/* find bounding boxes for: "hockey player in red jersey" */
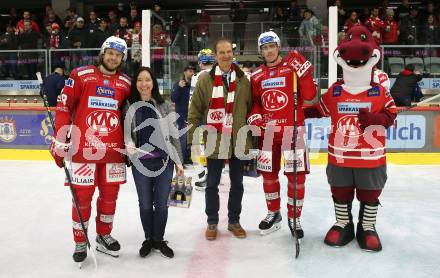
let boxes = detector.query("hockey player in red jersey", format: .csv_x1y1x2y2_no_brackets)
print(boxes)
316,26,397,251
50,36,131,263
247,31,317,237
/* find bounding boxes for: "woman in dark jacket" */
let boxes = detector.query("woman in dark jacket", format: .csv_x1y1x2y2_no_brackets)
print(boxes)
390,64,423,106
125,67,184,258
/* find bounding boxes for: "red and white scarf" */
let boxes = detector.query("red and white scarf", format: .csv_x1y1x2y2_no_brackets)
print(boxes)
207,64,237,134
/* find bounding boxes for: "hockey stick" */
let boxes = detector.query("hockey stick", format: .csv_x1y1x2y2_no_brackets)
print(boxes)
292,72,300,259
398,93,440,114
36,72,98,269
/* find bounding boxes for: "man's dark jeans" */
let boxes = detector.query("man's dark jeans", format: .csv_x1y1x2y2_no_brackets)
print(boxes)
205,156,244,225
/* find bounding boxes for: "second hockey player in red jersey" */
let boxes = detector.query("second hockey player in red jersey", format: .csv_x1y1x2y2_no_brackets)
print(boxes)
247,31,317,237
50,36,131,264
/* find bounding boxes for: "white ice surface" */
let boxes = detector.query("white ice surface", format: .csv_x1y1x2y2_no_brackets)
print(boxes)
0,161,439,278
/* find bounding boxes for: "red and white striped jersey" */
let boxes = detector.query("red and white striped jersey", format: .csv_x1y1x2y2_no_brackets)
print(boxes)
317,83,397,168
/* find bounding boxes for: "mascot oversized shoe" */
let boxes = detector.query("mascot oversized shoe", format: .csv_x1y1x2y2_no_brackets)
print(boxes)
324,199,355,247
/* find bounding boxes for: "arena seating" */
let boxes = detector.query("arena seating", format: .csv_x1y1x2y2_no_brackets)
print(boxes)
405,57,424,72
388,57,405,75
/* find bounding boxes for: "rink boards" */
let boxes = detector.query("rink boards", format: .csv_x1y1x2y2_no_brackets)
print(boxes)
1,106,440,164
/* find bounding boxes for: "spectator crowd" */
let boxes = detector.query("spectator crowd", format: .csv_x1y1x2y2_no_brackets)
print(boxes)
0,2,167,79
336,0,440,45
0,0,439,80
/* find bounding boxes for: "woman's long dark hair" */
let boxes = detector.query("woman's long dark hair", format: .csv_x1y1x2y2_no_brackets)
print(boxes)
130,66,164,104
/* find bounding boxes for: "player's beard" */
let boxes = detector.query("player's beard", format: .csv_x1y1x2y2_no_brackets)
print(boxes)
101,59,120,73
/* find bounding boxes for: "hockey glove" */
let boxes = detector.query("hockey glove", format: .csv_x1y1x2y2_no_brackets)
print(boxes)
303,106,323,119
49,139,70,168
247,114,266,129
358,108,396,131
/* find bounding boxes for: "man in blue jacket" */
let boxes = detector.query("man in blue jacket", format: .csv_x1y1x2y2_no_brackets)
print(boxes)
171,64,195,164
43,63,66,106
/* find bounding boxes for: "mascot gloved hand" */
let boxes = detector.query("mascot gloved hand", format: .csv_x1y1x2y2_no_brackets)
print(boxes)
357,108,395,131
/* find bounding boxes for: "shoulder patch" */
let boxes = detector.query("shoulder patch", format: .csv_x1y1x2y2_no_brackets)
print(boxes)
367,86,381,97
332,85,342,97
296,60,311,78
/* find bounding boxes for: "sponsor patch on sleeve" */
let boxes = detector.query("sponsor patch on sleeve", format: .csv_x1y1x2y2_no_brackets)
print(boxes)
367,86,380,97
332,85,342,96
296,60,312,77
65,78,74,88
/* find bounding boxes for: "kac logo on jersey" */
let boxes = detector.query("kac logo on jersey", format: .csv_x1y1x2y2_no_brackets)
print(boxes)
96,86,115,98
65,78,74,88
261,77,286,89
261,89,288,111
103,79,110,85
86,110,120,133
337,115,362,138
88,96,118,110
337,102,371,114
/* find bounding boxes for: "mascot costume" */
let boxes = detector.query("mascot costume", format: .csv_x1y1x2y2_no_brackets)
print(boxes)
315,26,397,252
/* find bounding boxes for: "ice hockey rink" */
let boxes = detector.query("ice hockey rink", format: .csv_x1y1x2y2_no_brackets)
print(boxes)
0,160,439,278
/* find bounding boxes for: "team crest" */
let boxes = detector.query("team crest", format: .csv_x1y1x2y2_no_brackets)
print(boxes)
0,116,17,143
337,115,363,138
333,86,342,97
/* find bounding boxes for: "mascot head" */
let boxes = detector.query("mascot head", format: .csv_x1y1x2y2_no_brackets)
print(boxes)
334,25,381,74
